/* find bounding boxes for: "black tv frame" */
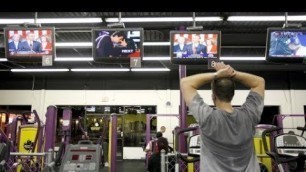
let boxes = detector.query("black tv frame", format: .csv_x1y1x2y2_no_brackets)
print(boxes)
4,27,56,63
92,28,144,63
265,27,306,64
170,30,221,65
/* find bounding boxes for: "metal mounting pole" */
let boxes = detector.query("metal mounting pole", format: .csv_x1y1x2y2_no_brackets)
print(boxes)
179,65,187,154
119,12,122,23
192,12,196,27
285,12,288,26
34,12,38,24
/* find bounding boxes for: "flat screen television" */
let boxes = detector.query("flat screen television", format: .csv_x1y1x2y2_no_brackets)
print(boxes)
266,28,306,63
170,31,221,65
4,27,55,62
92,28,143,63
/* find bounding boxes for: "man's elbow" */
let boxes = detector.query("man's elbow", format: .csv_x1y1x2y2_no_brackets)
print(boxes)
258,77,265,87
180,78,190,89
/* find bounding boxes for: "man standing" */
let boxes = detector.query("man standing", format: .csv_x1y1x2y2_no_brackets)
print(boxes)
173,36,187,53
180,62,265,172
186,34,206,56
20,32,42,53
8,34,22,53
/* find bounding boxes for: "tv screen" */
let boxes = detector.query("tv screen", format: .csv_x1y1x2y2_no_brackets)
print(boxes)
93,28,143,63
266,28,306,63
170,31,221,65
4,27,55,62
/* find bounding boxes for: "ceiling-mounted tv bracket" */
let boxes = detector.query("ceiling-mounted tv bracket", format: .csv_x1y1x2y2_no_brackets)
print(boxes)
187,12,203,31
282,12,302,29
107,12,125,28
23,12,41,28
22,22,41,28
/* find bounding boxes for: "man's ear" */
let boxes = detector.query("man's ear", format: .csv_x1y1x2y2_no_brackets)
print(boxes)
212,93,216,101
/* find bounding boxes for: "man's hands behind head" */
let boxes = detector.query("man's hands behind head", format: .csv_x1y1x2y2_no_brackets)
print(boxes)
214,62,236,79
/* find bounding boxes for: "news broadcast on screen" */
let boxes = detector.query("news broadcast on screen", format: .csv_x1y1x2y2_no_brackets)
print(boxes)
93,28,143,63
5,27,55,61
170,31,221,65
266,28,306,63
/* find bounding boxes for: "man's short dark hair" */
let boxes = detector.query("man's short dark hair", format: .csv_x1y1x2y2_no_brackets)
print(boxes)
156,132,163,138
112,31,125,37
157,137,169,154
211,78,235,102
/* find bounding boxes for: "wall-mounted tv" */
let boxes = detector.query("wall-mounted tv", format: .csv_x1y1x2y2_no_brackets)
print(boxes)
266,28,306,63
93,28,143,63
170,31,221,65
4,27,55,62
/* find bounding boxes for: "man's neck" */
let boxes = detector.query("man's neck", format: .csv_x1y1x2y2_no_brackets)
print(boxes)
215,101,233,113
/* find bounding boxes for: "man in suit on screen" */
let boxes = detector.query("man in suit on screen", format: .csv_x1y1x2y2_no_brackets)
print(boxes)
173,36,187,53
95,31,125,58
8,34,22,53
20,32,42,53
186,34,207,57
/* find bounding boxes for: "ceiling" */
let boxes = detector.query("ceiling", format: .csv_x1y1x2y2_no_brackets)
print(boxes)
1,12,306,71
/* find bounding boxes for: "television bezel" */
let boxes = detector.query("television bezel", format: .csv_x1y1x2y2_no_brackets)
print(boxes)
265,27,306,63
92,28,144,63
170,30,221,65
4,27,56,63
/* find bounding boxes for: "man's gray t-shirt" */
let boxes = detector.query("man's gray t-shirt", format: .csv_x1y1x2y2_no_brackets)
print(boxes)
189,91,264,172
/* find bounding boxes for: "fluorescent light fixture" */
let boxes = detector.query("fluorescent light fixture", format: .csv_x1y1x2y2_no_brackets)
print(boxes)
37,18,102,24
55,57,94,61
105,17,222,23
220,57,265,61
0,18,102,24
287,15,306,21
0,19,34,24
11,69,69,72
106,17,192,22
71,68,130,72
55,42,93,47
0,58,8,62
143,57,170,61
196,17,223,21
143,42,170,46
227,15,306,21
131,68,170,72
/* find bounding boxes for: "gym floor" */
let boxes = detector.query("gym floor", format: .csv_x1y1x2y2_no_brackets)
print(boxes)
102,160,146,172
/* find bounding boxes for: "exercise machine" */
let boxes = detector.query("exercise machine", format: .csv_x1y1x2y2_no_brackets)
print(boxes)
262,126,306,172
174,126,200,172
254,124,275,172
45,110,108,172
57,140,102,171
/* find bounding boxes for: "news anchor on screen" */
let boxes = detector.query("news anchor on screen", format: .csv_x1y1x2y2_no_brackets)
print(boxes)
20,32,42,53
8,34,22,53
185,34,207,56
